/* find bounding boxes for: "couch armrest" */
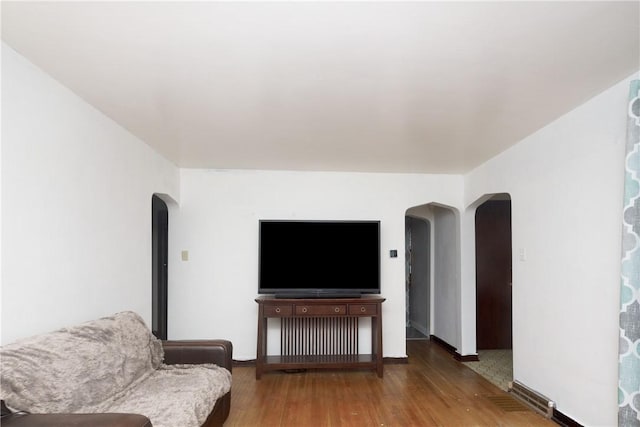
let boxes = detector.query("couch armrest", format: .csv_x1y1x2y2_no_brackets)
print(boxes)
2,413,151,427
161,340,233,426
162,340,232,373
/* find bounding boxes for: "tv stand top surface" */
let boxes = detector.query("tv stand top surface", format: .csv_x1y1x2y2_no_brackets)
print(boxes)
256,294,385,303
274,293,361,299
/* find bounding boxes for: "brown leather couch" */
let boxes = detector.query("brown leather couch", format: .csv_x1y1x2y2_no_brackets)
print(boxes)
2,339,232,427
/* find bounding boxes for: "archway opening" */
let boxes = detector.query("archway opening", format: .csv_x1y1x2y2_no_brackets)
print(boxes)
465,192,513,391
152,194,168,339
405,202,460,351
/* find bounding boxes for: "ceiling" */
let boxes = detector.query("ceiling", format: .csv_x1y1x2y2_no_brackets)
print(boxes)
2,1,639,174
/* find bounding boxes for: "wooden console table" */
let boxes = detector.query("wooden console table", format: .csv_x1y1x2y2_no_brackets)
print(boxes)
255,296,385,379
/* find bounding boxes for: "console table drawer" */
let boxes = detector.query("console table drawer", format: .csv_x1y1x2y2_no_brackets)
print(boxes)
263,305,293,317
349,304,378,315
295,305,346,315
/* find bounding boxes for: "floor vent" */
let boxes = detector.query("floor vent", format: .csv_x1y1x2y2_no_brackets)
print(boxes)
508,381,555,418
485,395,529,412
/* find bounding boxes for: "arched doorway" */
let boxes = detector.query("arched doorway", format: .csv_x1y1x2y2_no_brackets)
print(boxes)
464,193,513,391
405,202,460,350
152,194,168,340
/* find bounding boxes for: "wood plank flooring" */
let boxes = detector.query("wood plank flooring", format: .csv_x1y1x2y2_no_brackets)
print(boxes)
226,340,555,426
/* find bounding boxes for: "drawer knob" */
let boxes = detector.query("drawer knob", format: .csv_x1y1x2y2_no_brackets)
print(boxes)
275,307,281,313
360,306,366,312
302,307,308,313
334,307,340,313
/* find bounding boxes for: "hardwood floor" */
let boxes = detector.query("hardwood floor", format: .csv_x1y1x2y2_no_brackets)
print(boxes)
226,340,555,426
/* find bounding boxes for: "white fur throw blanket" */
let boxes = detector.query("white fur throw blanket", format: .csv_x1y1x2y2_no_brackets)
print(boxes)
0,311,231,427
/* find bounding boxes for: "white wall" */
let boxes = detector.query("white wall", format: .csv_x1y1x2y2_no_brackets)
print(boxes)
169,169,463,360
464,72,638,426
1,44,180,344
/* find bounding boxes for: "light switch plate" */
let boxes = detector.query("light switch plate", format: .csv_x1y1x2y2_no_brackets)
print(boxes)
518,247,526,262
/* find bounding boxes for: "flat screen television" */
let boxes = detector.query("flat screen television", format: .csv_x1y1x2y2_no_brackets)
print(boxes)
258,220,381,298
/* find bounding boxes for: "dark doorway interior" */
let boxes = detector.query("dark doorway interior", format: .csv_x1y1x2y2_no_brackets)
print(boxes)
475,199,512,349
405,216,430,340
152,195,168,340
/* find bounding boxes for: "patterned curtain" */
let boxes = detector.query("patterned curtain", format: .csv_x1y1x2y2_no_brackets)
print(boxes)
619,79,640,426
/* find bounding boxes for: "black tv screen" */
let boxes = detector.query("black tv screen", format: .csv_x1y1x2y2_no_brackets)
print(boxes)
258,220,380,298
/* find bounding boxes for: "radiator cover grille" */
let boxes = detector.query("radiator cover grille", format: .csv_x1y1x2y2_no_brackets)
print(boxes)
281,317,359,356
